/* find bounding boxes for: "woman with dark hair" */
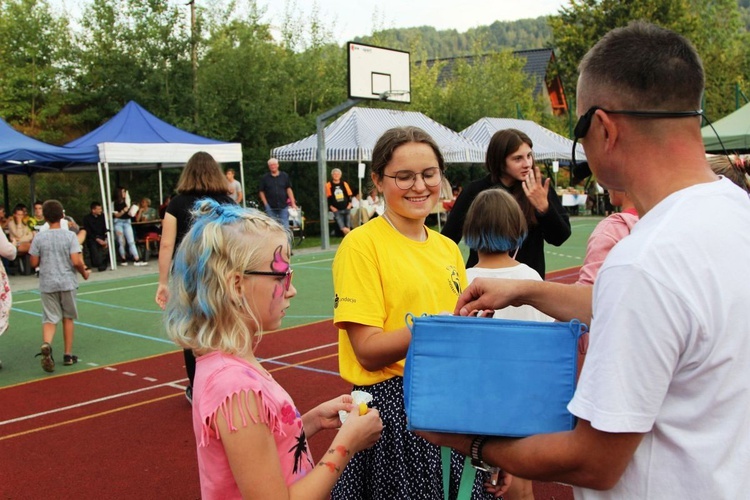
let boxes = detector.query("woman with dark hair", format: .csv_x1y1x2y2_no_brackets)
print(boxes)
442,128,571,279
155,151,234,403
112,187,146,266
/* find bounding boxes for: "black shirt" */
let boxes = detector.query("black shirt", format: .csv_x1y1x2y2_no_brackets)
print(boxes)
441,174,571,279
259,172,292,209
83,212,107,241
166,193,235,249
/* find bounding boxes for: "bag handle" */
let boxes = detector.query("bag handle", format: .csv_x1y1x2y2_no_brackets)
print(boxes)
405,312,416,333
441,446,475,500
569,318,589,338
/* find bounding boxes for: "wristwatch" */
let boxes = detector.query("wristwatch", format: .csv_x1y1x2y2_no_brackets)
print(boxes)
470,435,489,465
470,435,501,486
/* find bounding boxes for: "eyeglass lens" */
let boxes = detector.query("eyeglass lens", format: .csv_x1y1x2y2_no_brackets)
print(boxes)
283,269,294,291
391,167,442,189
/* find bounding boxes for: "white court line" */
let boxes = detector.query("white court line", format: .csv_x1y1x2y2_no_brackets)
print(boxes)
261,342,337,361
14,281,158,305
295,257,333,264
1,343,339,427
546,251,583,261
0,378,188,427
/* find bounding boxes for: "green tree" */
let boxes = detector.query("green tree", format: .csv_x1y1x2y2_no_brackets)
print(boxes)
549,0,746,119
435,50,537,132
0,0,72,140
68,0,192,134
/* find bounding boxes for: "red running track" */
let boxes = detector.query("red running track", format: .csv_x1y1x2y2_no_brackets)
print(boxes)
0,267,579,499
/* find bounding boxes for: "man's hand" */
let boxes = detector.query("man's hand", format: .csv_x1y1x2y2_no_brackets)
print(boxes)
454,278,529,316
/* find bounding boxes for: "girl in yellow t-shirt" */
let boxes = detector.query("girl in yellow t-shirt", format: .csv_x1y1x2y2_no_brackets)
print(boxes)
332,127,499,499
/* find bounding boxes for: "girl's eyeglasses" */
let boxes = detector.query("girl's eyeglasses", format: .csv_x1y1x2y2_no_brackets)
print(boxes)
243,269,294,291
382,167,442,190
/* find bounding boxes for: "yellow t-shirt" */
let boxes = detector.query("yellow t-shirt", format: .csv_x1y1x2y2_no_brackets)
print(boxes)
333,216,467,386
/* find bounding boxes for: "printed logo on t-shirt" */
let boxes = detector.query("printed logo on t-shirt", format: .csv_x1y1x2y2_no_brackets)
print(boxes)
334,293,356,309
447,266,462,296
334,186,345,202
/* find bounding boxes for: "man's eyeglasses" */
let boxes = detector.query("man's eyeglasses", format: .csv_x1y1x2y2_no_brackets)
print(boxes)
571,106,703,172
243,268,294,291
382,167,442,190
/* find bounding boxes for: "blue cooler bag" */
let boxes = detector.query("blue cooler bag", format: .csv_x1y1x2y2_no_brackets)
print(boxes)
404,314,588,437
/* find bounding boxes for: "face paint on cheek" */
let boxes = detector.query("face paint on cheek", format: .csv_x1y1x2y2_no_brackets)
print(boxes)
272,282,285,300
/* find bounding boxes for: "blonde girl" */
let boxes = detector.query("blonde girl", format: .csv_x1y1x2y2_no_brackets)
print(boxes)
166,199,382,499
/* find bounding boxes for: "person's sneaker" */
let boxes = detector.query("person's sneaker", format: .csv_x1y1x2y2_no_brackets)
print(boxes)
185,385,193,405
120,261,128,266
134,261,148,267
35,342,55,372
63,354,78,366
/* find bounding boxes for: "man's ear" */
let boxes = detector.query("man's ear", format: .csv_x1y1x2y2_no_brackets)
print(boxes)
595,109,619,152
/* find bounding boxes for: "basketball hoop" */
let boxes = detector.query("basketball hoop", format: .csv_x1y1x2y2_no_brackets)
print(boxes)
379,90,410,101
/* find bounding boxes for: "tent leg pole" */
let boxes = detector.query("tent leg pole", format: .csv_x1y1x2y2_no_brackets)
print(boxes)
239,160,246,208
316,98,362,250
103,163,117,270
158,166,163,206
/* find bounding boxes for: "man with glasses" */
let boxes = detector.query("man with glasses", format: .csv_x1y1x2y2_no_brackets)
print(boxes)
421,21,750,498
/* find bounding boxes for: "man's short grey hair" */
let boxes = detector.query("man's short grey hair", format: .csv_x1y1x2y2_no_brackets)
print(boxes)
578,21,704,110
331,168,342,175
268,158,279,166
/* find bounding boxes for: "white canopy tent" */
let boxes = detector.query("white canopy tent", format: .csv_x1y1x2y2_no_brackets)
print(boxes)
460,117,586,162
271,107,484,239
271,107,485,164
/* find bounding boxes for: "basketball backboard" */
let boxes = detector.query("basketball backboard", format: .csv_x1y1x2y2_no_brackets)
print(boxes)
348,42,411,103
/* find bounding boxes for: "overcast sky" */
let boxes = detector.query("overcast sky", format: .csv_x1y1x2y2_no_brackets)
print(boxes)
260,0,567,44
51,0,567,46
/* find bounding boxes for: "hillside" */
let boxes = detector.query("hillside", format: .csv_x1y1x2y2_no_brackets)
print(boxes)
354,17,553,59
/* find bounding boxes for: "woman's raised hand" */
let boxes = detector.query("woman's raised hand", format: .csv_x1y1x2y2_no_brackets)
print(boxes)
521,165,550,214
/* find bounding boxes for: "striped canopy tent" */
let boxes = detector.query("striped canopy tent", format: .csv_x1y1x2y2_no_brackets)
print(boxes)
459,117,586,163
271,107,485,164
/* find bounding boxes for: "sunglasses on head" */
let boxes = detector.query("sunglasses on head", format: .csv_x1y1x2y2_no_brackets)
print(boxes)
571,106,703,172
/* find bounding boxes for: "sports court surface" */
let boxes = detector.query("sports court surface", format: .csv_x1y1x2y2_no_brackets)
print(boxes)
0,217,600,499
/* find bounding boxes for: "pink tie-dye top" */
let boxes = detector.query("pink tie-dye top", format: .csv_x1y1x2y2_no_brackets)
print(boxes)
193,351,314,499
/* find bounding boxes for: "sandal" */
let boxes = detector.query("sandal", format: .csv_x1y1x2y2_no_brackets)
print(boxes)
35,342,55,372
64,354,78,366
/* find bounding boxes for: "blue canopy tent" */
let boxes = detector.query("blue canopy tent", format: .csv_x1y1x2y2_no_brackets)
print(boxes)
0,117,98,213
0,117,97,173
64,101,243,269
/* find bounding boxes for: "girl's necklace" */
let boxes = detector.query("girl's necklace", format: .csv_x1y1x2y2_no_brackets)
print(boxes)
382,212,426,242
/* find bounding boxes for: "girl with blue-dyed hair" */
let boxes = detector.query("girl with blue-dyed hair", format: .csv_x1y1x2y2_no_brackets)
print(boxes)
463,189,553,326
462,188,552,499
165,199,382,500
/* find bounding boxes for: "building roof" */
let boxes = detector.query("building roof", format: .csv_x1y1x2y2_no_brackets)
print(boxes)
424,48,555,96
